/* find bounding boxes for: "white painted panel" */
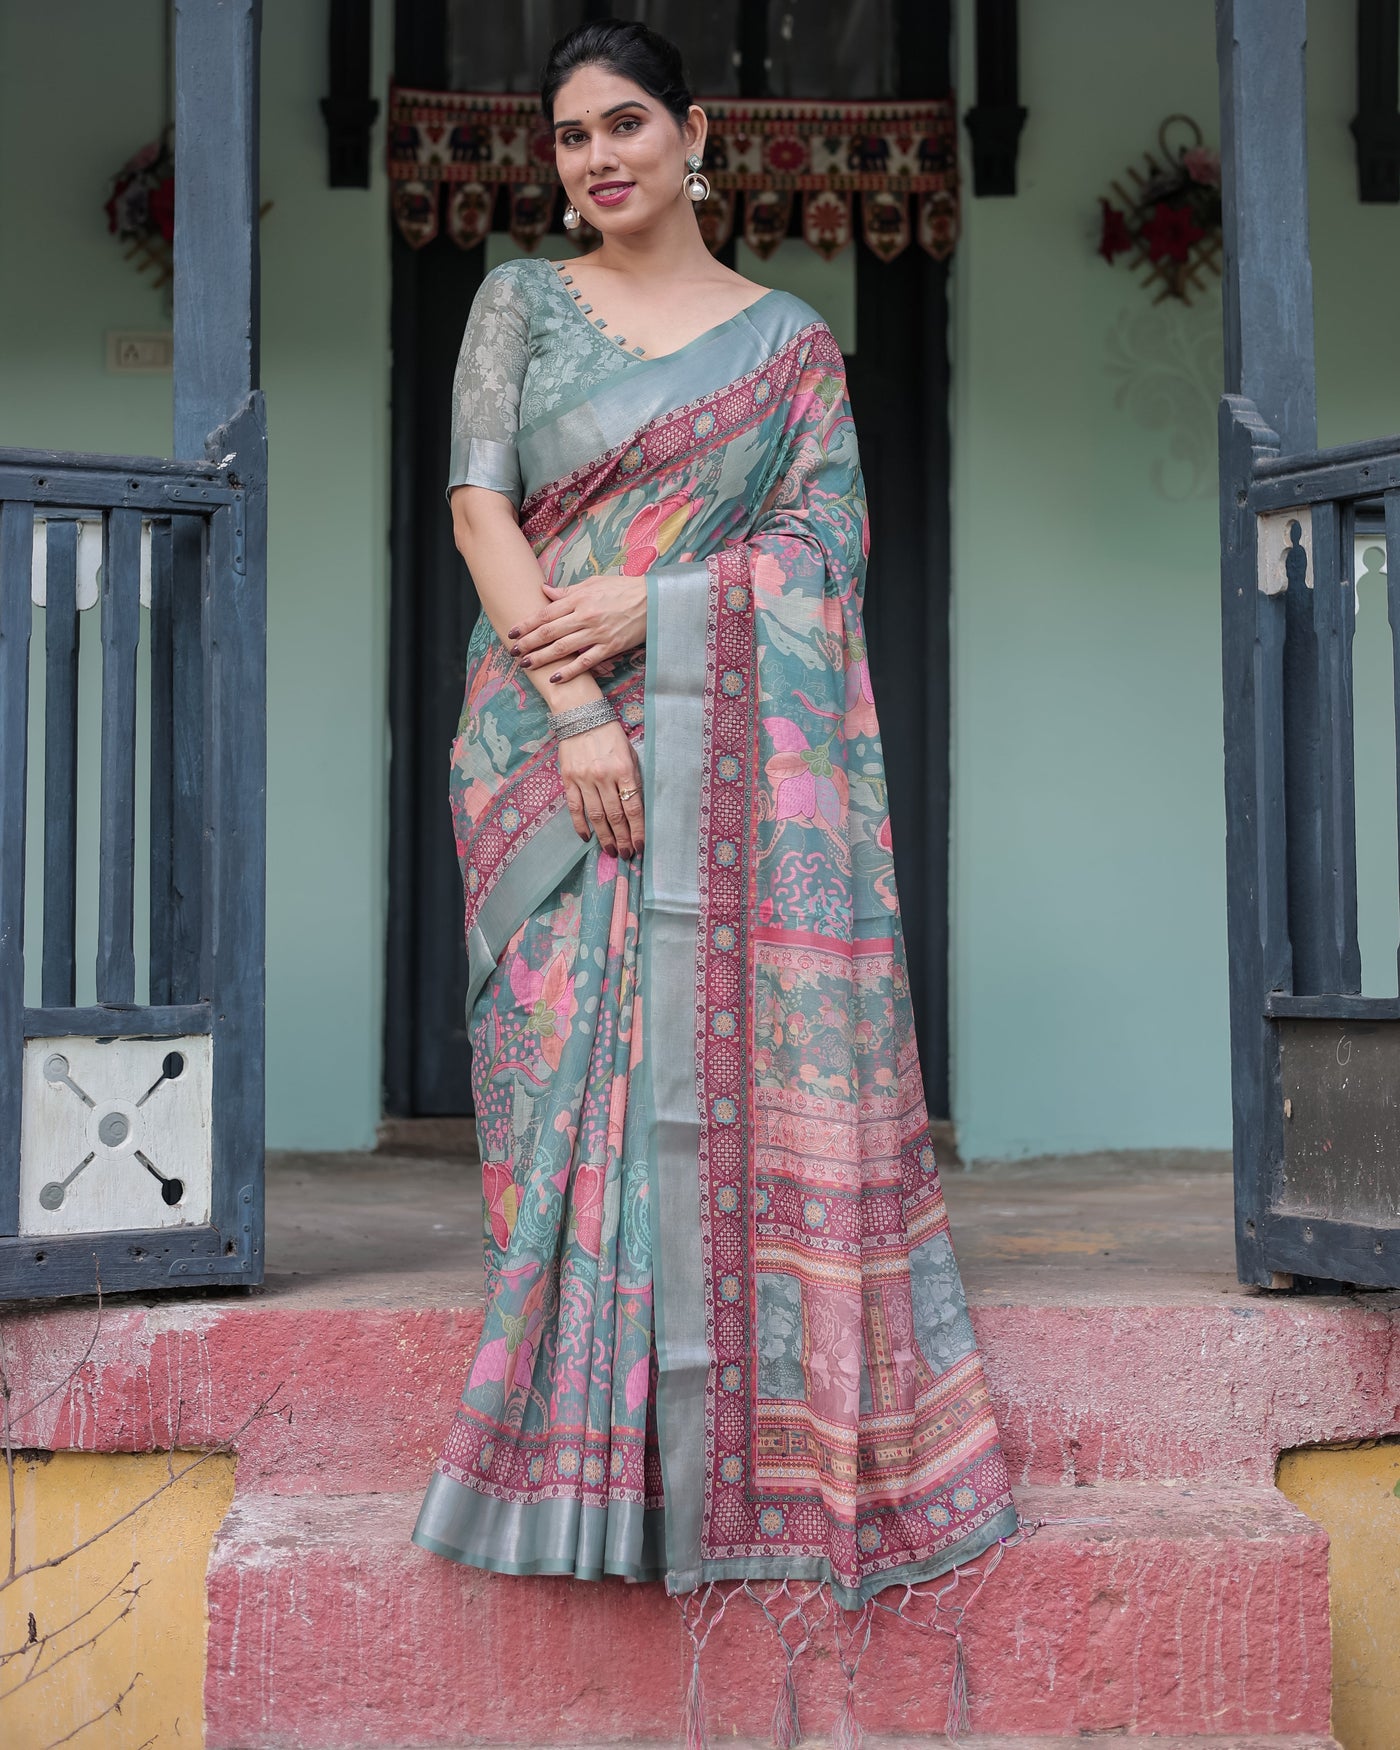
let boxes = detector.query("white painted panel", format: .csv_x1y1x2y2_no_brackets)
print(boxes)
19,1034,213,1235
30,517,153,610
1256,507,1312,597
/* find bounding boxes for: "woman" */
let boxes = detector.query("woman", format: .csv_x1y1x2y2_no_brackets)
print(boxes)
413,18,1016,1621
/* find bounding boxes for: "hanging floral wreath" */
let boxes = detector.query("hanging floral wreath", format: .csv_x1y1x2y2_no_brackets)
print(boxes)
105,131,176,289
1096,115,1222,305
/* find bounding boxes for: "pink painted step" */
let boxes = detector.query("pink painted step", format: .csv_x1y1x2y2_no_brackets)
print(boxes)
726,1741,1341,1750
353,1741,1342,1749
9,1293,1400,1494
979,1298,1400,1490
430,1742,1342,1750
204,1483,1331,1749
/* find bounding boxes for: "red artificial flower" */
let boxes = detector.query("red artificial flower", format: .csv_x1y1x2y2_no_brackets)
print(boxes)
1183,145,1221,187
148,175,176,243
1141,199,1204,264
1098,198,1132,262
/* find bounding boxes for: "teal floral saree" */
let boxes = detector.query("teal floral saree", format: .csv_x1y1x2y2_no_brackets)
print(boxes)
412,256,1016,1607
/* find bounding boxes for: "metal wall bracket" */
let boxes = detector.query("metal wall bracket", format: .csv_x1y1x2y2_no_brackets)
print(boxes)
963,0,1027,197
1352,0,1400,202
322,0,379,189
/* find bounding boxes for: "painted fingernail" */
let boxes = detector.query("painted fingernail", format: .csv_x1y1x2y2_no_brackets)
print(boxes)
510,641,520,653
520,656,532,667
507,626,520,638
549,672,562,682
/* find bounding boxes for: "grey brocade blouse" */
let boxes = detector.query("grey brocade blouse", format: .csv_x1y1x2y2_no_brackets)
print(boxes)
445,256,652,509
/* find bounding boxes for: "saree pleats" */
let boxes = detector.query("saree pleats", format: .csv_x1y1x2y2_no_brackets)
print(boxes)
416,844,665,1580
415,265,1016,1601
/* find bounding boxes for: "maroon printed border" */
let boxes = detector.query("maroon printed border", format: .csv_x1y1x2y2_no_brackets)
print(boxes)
691,519,1014,1594
693,543,763,1550
437,1404,663,1511
519,324,843,546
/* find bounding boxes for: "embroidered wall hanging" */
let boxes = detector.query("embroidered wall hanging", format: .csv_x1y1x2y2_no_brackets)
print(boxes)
387,86,959,263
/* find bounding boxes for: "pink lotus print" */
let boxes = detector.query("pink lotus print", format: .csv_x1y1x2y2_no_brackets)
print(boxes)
469,1266,548,1407
510,950,576,1071
618,492,697,575
763,716,849,834
570,1158,607,1258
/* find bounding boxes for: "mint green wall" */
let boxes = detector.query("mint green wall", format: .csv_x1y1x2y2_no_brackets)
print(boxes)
4,2,1397,1162
0,0,392,1149
950,0,1400,1159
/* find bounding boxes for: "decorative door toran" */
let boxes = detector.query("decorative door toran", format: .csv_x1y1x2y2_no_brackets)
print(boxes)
386,88,960,264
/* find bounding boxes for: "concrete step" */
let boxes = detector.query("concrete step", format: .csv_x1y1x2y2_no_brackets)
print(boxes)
10,1287,1400,1496
203,1483,1331,1748
353,1741,1342,1750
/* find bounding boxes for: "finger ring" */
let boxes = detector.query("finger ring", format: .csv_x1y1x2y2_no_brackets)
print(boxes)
619,786,638,800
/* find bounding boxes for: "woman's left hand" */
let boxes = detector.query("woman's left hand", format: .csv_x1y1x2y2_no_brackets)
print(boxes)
508,574,647,684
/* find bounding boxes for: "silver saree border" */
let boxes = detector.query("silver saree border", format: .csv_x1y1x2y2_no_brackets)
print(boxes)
414,1473,666,1582
639,557,713,1594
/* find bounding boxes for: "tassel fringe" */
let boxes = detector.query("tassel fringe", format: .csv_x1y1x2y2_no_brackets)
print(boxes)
743,1578,830,1750
678,1582,739,1750
944,1634,971,1741
829,1600,874,1750
832,1690,864,1750
683,1648,707,1750
676,1530,1023,1749
770,1662,801,1750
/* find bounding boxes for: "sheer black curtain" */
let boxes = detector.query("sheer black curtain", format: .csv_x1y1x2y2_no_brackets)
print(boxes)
444,0,899,99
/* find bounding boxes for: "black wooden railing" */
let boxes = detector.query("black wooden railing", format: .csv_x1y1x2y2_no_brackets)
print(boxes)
0,401,267,1297
1220,403,1400,1287
1216,0,1400,1290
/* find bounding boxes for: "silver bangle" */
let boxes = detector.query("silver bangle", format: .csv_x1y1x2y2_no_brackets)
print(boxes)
548,698,619,740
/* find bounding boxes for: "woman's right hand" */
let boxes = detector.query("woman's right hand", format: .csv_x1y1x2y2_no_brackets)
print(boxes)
557,720,644,858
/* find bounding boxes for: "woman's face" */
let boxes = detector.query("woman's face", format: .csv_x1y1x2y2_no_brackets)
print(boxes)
551,63,702,237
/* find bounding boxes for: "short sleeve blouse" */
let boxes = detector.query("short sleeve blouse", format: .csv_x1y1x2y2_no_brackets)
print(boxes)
446,266,531,509
445,258,640,511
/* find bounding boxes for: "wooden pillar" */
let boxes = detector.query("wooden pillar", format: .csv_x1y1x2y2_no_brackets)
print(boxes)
173,0,262,458
172,0,268,1276
1218,0,1350,1004
1217,0,1342,1285
1217,0,1317,453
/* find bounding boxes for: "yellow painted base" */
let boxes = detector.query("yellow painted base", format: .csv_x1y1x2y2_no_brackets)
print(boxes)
1278,1440,1400,1750
0,1450,236,1750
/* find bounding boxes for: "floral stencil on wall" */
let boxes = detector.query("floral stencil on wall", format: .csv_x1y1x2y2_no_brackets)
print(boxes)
1105,300,1224,501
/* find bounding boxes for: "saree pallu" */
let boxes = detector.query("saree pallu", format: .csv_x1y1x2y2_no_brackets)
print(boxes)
413,289,1017,1604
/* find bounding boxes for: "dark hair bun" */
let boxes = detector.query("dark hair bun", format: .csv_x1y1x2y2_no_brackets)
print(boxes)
540,19,692,128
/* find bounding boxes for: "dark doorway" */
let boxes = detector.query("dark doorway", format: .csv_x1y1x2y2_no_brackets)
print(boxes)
385,0,953,1122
